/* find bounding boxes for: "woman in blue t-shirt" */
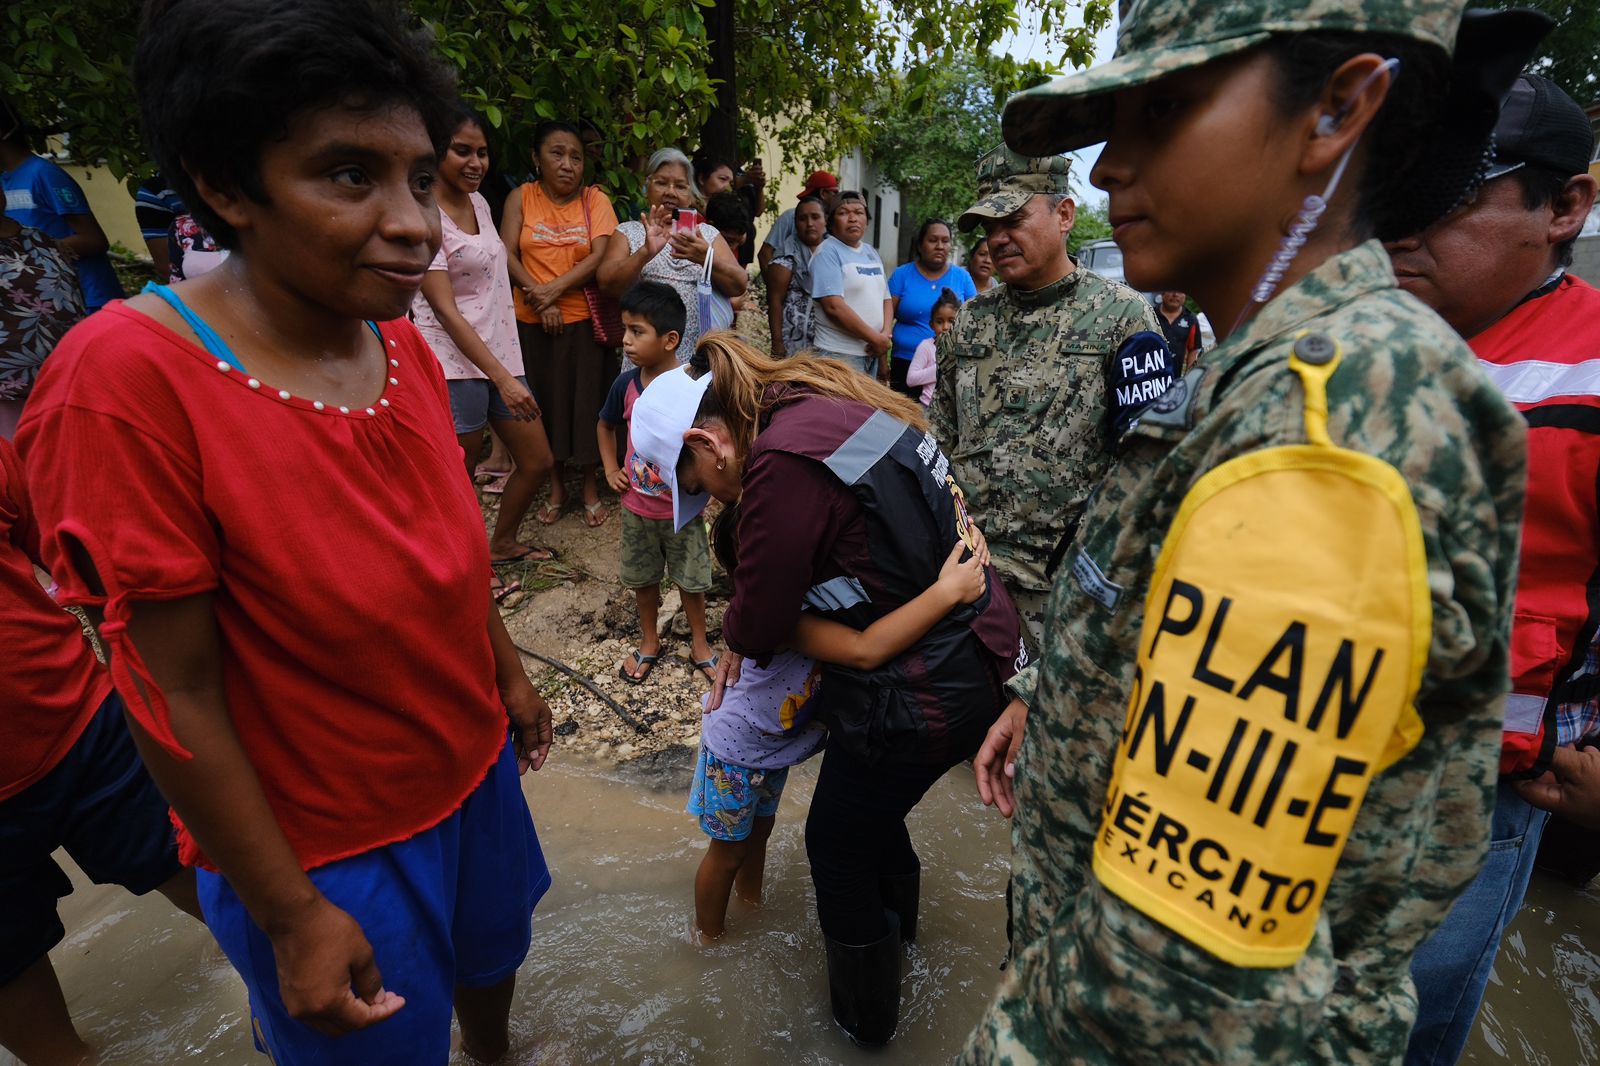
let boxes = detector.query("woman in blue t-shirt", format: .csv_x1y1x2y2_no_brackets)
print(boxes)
886,219,974,399
0,108,124,313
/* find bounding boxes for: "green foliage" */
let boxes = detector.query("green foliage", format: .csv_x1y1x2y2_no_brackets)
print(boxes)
867,54,1060,238
1066,197,1110,254
1492,1,1600,105
1,2,141,179
0,0,1113,206
742,0,1110,184
416,0,720,203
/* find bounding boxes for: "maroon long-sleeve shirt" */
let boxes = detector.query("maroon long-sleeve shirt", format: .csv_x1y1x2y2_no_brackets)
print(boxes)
722,449,873,660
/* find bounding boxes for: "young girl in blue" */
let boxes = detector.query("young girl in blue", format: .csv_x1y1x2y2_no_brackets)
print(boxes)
689,520,992,940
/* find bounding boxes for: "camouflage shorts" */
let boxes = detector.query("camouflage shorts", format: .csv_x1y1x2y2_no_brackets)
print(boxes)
619,508,712,592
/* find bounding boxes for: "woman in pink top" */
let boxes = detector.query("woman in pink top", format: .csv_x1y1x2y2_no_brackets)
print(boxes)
413,109,555,588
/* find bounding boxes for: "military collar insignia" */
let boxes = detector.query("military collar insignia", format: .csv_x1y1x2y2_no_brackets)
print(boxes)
1137,365,1207,432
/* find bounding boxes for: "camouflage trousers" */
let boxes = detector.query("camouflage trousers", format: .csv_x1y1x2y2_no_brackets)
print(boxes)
1010,585,1051,661
619,509,712,592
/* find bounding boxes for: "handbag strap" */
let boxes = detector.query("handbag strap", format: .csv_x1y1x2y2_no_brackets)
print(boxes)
702,235,714,286
579,185,592,243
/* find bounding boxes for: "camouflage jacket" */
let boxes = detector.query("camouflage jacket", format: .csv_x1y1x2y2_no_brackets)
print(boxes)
929,266,1159,666
962,242,1526,1065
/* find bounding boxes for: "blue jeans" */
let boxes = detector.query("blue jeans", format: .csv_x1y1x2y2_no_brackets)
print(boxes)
1405,780,1550,1066
820,351,878,377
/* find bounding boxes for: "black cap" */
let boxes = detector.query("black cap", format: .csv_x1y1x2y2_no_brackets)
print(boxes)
1373,6,1551,242
1486,72,1596,181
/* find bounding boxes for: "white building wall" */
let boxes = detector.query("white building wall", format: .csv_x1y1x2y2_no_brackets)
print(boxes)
751,124,900,268
839,148,901,270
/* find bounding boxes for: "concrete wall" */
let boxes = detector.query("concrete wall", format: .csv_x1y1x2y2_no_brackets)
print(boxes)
60,163,146,259
750,122,901,268
1571,233,1600,287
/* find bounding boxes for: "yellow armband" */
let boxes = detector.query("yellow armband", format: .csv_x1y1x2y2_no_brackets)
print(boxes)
1092,331,1430,968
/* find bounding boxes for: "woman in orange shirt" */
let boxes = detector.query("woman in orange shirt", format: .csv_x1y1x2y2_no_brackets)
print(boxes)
499,121,618,526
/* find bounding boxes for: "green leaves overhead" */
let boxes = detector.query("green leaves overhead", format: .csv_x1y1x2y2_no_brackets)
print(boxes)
0,0,1112,205
419,0,720,200
868,54,1062,240
1,2,141,179
1488,0,1599,105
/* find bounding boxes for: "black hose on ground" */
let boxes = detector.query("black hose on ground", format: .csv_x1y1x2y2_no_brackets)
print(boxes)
512,641,651,735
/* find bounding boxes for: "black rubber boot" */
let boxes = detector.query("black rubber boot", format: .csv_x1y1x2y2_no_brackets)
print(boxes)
879,868,920,943
823,913,902,1047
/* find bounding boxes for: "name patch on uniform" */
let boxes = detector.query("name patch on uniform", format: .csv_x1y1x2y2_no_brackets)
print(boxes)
1071,547,1122,611
1092,353,1431,969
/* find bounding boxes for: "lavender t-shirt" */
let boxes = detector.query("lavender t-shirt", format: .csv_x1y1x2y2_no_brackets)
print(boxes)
411,192,523,380
700,648,827,770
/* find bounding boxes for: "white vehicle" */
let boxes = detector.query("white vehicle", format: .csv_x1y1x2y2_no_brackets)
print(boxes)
1081,238,1217,353
1078,238,1126,283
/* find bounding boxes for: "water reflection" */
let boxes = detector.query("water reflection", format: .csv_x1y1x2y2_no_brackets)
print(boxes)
1467,873,1600,1065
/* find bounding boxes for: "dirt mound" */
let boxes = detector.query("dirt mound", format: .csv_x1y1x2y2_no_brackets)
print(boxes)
489,293,770,767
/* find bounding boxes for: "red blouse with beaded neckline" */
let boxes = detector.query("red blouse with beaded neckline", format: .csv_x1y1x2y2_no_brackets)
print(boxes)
15,303,505,872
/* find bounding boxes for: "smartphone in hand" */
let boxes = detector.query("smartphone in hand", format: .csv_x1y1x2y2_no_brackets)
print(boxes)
672,208,702,234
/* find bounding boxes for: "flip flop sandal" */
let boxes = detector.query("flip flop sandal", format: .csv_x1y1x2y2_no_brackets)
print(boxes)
693,654,720,683
490,546,559,567
584,500,612,527
491,576,523,605
535,501,565,525
619,650,659,685
482,473,511,496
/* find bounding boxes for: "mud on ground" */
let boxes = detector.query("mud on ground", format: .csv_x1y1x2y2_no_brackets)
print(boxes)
488,288,773,771
485,484,732,774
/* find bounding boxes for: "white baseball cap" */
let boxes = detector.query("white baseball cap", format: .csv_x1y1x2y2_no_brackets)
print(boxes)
628,365,714,531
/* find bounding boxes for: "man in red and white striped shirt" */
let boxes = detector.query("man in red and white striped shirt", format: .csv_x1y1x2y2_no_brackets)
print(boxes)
1387,71,1600,1066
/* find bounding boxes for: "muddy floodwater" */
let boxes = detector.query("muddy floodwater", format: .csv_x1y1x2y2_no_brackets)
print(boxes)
1465,870,1600,1064
3,753,1013,1065
9,748,1598,1066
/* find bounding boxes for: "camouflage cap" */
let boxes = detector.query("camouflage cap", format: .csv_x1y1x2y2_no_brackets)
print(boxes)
1003,0,1467,157
957,147,1073,232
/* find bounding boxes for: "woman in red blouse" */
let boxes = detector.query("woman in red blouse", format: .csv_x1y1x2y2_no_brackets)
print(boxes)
15,2,552,1063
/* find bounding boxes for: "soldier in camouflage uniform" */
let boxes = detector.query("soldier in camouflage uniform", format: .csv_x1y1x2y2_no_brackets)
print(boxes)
932,147,1167,673
962,1,1532,1062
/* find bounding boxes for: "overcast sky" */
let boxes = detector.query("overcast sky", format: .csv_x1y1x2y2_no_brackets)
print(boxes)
991,6,1119,206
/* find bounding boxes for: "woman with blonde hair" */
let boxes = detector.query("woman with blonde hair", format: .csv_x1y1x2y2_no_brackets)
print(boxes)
630,333,1024,1047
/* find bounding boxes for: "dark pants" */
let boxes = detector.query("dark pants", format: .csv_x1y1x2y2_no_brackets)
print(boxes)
1,691,181,986
517,319,618,465
888,356,919,401
804,727,980,945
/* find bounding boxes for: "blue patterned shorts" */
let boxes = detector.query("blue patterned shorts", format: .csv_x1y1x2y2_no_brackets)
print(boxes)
686,744,789,842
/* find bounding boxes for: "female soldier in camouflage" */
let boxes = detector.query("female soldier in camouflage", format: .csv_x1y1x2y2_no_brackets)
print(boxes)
964,1,1542,1062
